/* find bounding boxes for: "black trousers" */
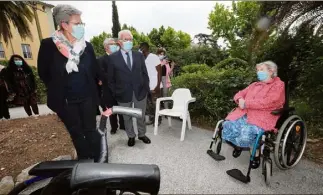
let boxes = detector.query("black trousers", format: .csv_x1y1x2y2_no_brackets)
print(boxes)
57,97,101,162
24,101,39,116
0,86,10,119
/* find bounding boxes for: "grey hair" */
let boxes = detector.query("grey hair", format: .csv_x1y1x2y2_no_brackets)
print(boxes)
53,4,82,27
118,30,133,40
103,38,116,47
256,61,278,77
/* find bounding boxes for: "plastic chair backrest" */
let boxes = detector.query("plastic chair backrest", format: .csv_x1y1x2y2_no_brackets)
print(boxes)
171,88,192,112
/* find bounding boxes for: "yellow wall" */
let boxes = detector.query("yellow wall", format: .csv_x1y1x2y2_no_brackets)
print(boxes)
0,3,54,67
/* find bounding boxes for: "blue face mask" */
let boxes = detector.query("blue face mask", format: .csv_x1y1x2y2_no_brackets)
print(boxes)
257,71,269,81
14,60,23,66
122,41,133,52
71,24,85,40
109,45,119,53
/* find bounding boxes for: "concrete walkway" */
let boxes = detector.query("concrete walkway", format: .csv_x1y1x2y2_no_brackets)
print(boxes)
108,119,323,194
8,105,323,194
8,104,53,119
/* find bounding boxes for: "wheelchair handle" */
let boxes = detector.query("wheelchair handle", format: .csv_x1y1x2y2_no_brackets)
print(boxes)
111,106,143,118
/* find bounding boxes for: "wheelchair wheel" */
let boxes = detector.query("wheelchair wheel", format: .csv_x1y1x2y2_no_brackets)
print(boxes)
274,115,307,170
262,159,271,186
210,120,224,154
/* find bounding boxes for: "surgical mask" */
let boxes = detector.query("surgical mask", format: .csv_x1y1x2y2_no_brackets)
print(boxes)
257,71,269,81
71,24,85,40
159,55,164,60
122,41,133,52
14,60,23,66
109,45,119,53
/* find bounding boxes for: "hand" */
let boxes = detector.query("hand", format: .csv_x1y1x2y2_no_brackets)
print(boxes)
238,98,245,109
98,80,102,86
153,87,160,94
102,108,112,117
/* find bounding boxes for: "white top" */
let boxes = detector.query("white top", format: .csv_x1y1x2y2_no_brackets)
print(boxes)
145,53,161,90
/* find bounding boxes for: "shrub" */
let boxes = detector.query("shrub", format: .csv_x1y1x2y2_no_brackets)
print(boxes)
213,58,249,70
181,64,211,74
171,66,254,126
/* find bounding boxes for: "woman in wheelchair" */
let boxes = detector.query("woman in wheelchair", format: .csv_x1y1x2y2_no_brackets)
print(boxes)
222,61,285,161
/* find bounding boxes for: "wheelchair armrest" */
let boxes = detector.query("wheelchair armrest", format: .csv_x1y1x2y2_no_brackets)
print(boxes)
271,107,295,115
70,163,160,194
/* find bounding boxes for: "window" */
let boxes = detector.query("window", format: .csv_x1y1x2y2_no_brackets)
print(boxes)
21,44,32,59
0,42,5,59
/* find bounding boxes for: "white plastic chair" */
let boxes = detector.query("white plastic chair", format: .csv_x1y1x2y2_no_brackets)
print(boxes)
154,88,196,141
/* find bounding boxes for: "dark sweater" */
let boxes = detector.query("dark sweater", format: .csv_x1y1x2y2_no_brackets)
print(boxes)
37,38,104,112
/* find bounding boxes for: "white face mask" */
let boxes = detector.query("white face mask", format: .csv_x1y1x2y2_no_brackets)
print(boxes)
159,55,164,60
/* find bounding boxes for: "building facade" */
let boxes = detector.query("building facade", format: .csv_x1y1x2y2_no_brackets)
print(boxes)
0,2,55,66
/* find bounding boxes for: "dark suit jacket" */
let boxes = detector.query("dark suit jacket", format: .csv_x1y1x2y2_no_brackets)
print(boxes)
37,38,103,113
107,50,150,103
97,53,115,108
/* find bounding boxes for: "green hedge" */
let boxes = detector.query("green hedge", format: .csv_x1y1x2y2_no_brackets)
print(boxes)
213,58,249,70
181,64,211,74
171,65,254,126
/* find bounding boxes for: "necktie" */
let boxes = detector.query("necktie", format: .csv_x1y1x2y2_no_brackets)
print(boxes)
126,52,131,70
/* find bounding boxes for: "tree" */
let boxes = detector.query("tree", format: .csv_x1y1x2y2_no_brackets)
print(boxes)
90,32,112,56
0,1,34,43
111,1,121,38
160,27,191,50
259,2,323,35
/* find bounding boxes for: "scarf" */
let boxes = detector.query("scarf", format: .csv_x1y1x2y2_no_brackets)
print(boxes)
52,30,86,74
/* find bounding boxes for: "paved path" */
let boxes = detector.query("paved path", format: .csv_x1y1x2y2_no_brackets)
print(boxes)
8,104,53,119
8,106,323,194
107,119,323,194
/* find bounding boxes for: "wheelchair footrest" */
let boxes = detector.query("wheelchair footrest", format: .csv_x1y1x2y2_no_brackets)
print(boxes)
226,169,250,184
207,150,225,161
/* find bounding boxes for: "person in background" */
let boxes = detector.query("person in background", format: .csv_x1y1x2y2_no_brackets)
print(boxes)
168,59,176,78
139,42,162,126
107,30,151,147
37,4,104,162
160,56,172,109
98,37,125,134
156,48,166,61
6,55,39,117
0,65,10,120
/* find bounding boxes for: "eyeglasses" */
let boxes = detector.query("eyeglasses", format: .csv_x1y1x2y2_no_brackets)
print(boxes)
121,38,133,42
64,21,85,27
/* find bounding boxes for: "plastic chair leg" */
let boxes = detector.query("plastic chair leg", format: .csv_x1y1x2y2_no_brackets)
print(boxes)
168,116,172,127
154,114,159,135
180,117,187,141
187,112,192,130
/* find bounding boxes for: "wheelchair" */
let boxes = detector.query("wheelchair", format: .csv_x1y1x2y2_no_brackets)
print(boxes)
207,100,307,185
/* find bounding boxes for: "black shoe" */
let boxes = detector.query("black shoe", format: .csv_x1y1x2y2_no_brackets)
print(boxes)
128,138,135,147
110,129,117,134
138,136,151,144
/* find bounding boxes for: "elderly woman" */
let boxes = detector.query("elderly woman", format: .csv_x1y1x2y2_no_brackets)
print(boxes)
37,4,104,162
222,61,285,158
6,55,39,117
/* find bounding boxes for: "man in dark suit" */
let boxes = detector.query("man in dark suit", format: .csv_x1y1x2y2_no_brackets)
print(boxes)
98,38,125,134
107,30,151,147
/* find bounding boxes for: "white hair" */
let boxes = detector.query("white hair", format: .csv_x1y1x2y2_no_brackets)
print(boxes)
118,30,133,40
256,61,278,77
53,4,82,27
103,38,116,47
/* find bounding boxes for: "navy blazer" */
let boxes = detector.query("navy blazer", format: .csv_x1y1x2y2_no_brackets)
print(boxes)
37,38,103,113
107,50,150,103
